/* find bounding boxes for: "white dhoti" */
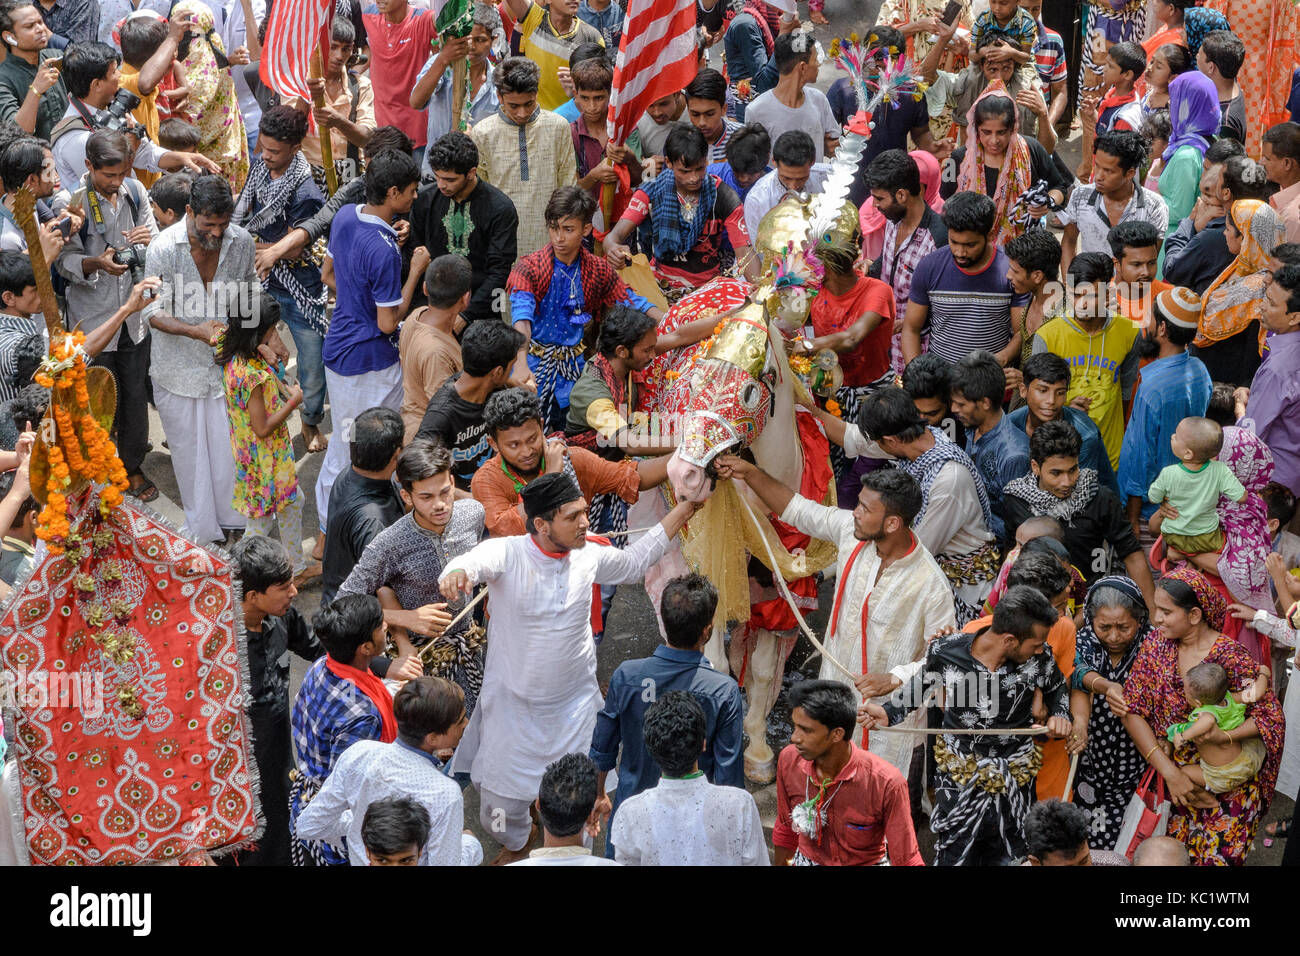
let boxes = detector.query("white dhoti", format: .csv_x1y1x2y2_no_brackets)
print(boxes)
315,362,403,532
0,758,29,865
153,385,244,543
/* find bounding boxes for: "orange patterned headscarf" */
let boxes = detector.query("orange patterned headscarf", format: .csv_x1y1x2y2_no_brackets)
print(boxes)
957,81,1033,246
1196,199,1284,351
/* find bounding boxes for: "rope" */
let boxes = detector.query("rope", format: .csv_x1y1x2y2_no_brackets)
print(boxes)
870,725,1050,736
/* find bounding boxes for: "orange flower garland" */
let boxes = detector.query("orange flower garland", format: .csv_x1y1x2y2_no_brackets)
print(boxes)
33,331,130,552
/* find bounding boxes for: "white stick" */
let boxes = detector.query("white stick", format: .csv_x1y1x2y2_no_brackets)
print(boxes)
1063,752,1081,800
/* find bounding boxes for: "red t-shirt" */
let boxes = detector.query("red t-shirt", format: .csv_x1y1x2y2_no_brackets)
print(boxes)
810,275,895,386
362,7,438,145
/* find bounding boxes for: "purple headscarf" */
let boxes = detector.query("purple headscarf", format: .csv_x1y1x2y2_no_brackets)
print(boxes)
1163,72,1221,163
1216,426,1275,611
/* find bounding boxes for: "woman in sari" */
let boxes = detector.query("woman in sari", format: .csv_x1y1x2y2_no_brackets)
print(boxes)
175,0,249,192
1122,566,1284,865
1069,576,1153,850
940,83,1070,245
1193,199,1285,385
1156,71,1219,274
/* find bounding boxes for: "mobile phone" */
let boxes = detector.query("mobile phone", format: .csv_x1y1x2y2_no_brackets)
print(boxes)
45,54,62,71
940,1,962,26
57,217,71,239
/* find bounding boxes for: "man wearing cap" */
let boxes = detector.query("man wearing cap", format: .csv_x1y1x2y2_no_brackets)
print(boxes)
1117,286,1212,542
438,472,699,865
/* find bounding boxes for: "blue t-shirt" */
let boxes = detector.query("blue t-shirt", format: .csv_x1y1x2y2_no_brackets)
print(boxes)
707,160,769,203
555,99,580,122
322,204,403,376
908,246,1028,364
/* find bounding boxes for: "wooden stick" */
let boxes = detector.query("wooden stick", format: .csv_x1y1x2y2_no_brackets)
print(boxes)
598,179,615,257
451,57,469,131
1063,752,1080,801
417,587,489,664
309,48,337,196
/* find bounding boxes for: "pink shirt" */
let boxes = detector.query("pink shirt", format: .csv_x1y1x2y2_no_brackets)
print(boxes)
1271,181,1300,245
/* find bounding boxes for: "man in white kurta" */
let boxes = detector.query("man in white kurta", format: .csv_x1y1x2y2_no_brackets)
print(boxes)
438,473,695,861
717,457,956,777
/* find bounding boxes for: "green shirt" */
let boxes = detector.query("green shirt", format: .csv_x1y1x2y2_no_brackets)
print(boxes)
0,49,69,143
1148,459,1245,537
1168,695,1246,741
1156,145,1202,277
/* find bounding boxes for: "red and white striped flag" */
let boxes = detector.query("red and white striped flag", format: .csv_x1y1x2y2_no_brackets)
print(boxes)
259,0,335,103
607,0,699,146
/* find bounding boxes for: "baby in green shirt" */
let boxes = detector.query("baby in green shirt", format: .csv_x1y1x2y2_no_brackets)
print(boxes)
1149,417,1247,575
1168,662,1268,794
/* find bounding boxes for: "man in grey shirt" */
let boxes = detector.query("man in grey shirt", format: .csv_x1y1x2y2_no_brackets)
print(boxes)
56,129,158,500
143,174,254,545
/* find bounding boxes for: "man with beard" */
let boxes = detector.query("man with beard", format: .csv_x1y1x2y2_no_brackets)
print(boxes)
864,150,948,345
715,457,956,782
143,173,254,545
949,351,1029,540
1108,221,1170,333
439,472,698,864
471,387,671,538
1117,287,1211,541
1002,419,1156,609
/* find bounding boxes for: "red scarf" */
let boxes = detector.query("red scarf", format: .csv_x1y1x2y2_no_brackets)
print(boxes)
325,655,398,742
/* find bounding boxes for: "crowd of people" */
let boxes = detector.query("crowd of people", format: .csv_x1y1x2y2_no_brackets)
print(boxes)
0,0,1298,868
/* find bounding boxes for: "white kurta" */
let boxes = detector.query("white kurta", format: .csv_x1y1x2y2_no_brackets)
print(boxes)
441,528,671,801
780,494,957,774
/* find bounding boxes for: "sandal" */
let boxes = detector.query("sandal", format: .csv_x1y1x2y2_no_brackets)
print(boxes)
127,478,159,503
1264,820,1290,847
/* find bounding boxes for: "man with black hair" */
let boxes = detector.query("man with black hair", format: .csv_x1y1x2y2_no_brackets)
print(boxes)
315,149,429,540
902,191,1028,368
296,676,482,866
1033,252,1141,469
148,171,190,227
501,0,604,112
1005,351,1117,492
1162,137,1244,291
1264,122,1300,244
399,254,469,441
610,691,767,865
232,534,325,866
508,184,662,433
510,754,620,866
949,350,1028,539
716,456,956,779
289,593,400,865
590,573,745,856
863,586,1069,866
340,440,486,709
412,131,518,325
56,128,159,499
1023,799,1124,865
411,5,498,167
0,251,44,404
630,90,687,171
303,17,376,182
1060,130,1168,268
360,0,437,157
0,136,76,257
471,57,577,257
1108,220,1169,331
0,463,35,585
682,68,741,162
745,33,839,164
439,472,698,864
774,679,923,866
901,353,964,446
361,798,431,866
321,405,405,606
743,129,827,240
1242,263,1300,499
1118,287,1211,537
864,149,948,333
708,122,769,203
1002,419,1155,603
605,123,758,296
471,386,670,538
1197,29,1246,145
416,320,524,494
233,104,330,454
143,173,253,545
50,40,216,190
0,3,67,141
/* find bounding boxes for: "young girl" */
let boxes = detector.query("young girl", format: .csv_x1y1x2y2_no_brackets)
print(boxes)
216,294,313,577
1140,111,1172,192
1141,42,1192,120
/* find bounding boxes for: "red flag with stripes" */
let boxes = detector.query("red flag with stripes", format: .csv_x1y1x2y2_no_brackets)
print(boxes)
260,0,335,103
607,0,699,146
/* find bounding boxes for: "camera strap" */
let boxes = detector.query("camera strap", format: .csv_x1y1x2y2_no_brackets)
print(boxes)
79,174,141,245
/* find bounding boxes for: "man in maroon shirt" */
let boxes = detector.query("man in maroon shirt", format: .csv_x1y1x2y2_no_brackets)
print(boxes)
773,680,923,866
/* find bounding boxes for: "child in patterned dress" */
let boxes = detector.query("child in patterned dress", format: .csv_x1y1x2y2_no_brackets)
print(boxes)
216,294,312,577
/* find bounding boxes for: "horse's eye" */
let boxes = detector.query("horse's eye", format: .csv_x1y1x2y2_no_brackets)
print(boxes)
739,381,761,411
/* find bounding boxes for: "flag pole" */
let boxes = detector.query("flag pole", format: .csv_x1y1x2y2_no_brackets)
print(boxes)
451,57,468,129
310,47,338,195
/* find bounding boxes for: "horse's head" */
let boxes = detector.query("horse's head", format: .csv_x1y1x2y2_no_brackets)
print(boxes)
666,298,798,502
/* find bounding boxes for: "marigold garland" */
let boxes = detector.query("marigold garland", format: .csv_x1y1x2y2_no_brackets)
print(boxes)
33,331,130,552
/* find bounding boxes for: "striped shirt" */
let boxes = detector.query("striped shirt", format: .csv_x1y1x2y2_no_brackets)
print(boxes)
0,312,41,403
908,246,1028,363
707,118,744,163
1032,22,1068,90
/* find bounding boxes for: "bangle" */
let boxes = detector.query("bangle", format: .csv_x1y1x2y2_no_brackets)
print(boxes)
1143,744,1160,763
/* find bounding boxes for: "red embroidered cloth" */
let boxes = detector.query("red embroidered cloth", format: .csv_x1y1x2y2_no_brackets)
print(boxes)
0,493,258,865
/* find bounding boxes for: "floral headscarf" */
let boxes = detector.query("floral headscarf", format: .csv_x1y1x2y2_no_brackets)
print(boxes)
174,0,248,191
1160,565,1228,633
1216,426,1276,611
1197,200,1284,349
1162,71,1220,163
957,81,1033,245
1183,6,1231,59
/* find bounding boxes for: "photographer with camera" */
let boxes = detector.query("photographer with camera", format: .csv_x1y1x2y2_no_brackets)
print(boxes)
54,129,160,502
0,3,69,142
50,40,220,195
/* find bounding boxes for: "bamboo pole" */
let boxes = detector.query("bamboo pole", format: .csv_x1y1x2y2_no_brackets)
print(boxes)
451,58,468,130
309,48,337,195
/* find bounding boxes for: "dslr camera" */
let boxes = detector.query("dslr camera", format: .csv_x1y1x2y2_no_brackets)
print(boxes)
100,88,147,140
112,243,148,283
